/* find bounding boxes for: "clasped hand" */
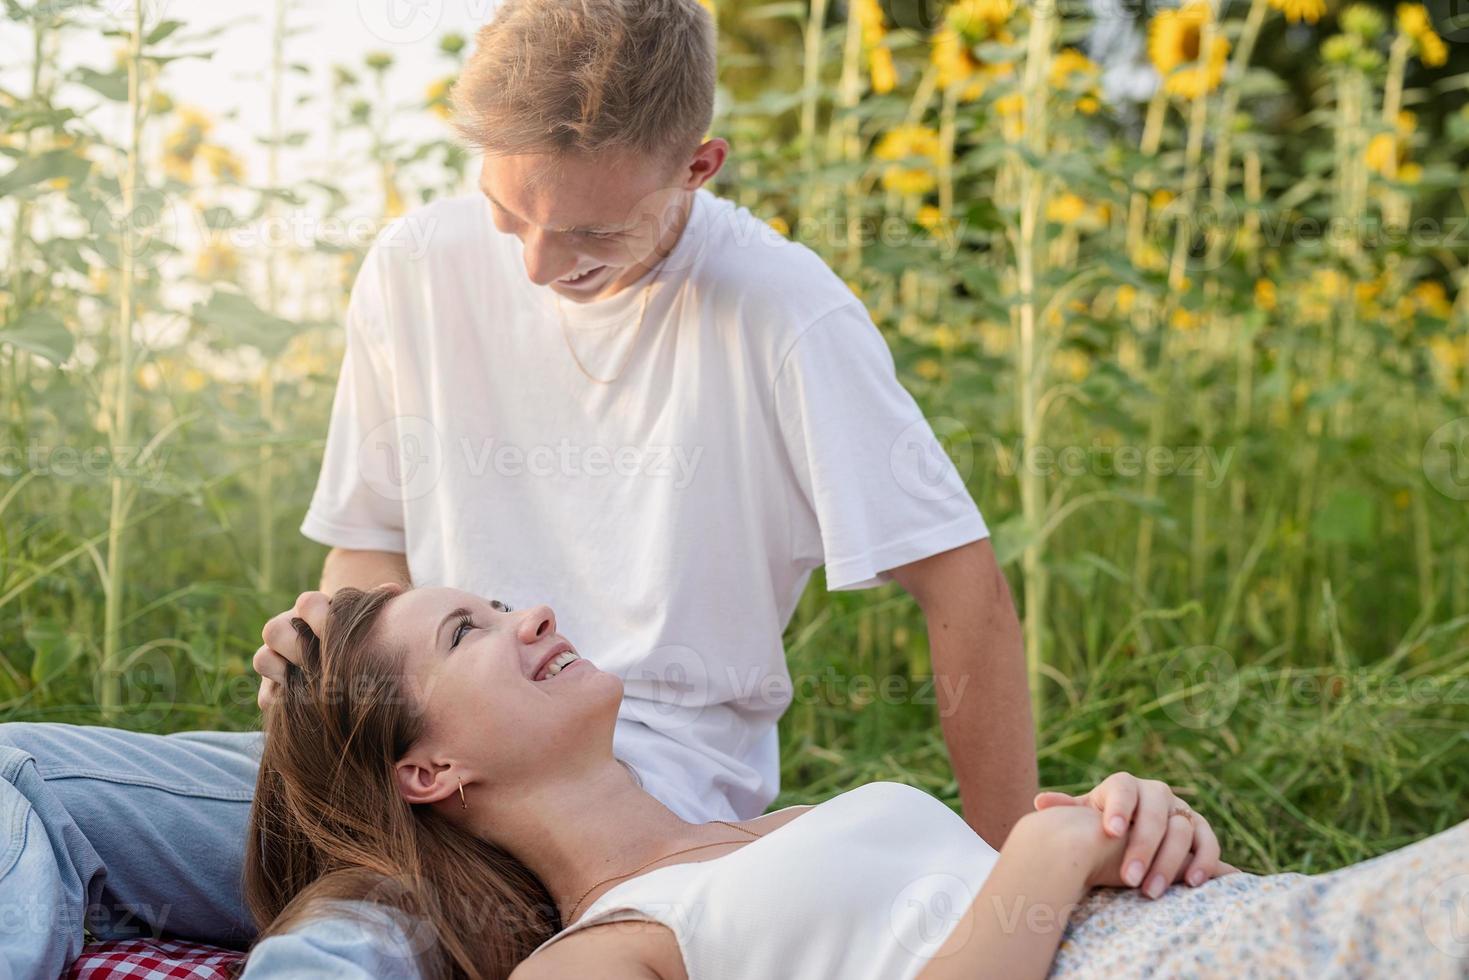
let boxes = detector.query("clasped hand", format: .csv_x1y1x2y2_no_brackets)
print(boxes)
1035,772,1239,898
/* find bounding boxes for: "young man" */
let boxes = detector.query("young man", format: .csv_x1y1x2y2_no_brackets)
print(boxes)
0,0,1216,974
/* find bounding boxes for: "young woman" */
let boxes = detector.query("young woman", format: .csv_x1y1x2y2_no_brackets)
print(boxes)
245,585,1469,979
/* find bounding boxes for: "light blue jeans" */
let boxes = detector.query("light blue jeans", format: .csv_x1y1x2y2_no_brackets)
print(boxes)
0,723,416,978
0,721,733,978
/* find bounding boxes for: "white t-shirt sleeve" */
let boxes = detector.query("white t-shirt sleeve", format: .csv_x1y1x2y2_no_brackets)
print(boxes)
773,301,989,591
298,250,408,554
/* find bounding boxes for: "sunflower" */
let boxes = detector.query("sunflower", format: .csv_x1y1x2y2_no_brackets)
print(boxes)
857,0,886,46
1115,284,1138,314
194,242,240,282
1429,335,1464,392
162,130,198,183
1412,280,1453,318
198,144,244,183
1397,4,1449,66
1365,111,1416,176
1148,1,1231,99
993,91,1025,141
426,76,455,119
1050,48,1102,113
176,105,213,138
1053,349,1092,382
1047,192,1109,231
853,0,897,94
1254,279,1277,311
869,45,897,94
1396,2,1432,36
874,125,942,196
1267,0,1326,24
1047,193,1088,224
931,26,1010,102
916,205,943,229
946,0,1014,43
1365,133,1397,173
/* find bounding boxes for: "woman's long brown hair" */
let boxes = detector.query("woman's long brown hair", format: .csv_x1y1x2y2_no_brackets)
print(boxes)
243,586,561,979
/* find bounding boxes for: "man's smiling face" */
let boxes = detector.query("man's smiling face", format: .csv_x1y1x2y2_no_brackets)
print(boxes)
479,149,690,303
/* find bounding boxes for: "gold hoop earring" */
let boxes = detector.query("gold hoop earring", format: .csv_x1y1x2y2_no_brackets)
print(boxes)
457,777,467,810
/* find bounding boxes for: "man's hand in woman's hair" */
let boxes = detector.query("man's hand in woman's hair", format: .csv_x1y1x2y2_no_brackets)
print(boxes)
1033,771,1239,899
254,590,331,710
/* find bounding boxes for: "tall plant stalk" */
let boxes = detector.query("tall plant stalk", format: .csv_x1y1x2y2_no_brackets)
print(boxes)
1204,0,1268,269
101,2,147,715
1135,10,1217,601
258,0,287,594
1227,148,1263,573
797,0,831,229
832,0,865,277
7,17,53,443
1014,0,1057,722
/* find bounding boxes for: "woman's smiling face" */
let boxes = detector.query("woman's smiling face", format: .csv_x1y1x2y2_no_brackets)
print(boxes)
376,586,624,806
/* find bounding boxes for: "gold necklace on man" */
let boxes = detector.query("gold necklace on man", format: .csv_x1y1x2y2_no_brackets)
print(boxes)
553,250,672,385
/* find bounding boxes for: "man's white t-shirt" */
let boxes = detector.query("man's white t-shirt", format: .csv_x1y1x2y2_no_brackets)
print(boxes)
300,187,988,822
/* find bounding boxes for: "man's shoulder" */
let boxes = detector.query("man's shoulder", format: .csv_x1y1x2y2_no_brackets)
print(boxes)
368,192,502,272
692,191,864,343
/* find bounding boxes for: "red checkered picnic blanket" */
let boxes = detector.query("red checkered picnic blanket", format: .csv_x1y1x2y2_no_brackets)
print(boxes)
67,939,245,980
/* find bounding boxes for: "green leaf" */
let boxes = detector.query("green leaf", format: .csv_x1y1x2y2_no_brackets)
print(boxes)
992,514,1035,567
192,288,300,357
145,19,185,45
1311,488,1376,546
0,149,92,196
74,67,129,102
0,309,74,364
24,619,84,687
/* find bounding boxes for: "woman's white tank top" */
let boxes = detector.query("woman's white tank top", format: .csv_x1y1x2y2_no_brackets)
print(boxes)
525,781,1000,979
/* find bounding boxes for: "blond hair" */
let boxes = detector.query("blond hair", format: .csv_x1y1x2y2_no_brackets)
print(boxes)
452,0,716,169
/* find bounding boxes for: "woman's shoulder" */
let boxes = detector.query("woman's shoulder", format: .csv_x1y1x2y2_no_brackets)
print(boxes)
839,780,949,807
511,917,686,980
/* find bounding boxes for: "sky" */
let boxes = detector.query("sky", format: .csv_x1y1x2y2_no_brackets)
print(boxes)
3,0,503,192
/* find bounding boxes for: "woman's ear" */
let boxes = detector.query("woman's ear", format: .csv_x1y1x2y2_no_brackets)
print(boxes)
394,755,459,806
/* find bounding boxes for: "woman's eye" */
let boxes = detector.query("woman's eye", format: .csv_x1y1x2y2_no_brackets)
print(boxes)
451,616,474,648
491,599,511,612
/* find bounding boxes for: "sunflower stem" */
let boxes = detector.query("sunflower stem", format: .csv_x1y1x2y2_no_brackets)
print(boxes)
1015,0,1057,725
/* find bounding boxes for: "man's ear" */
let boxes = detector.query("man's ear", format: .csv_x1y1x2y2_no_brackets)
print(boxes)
684,137,728,191
394,753,459,807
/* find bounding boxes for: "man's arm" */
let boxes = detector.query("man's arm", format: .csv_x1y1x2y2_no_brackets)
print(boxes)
319,547,411,594
889,538,1038,851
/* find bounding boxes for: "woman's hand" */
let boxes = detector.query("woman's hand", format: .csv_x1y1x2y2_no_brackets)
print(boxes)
1034,772,1238,898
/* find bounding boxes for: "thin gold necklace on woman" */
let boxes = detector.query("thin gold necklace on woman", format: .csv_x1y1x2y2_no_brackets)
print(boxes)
564,819,763,924
553,250,671,385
